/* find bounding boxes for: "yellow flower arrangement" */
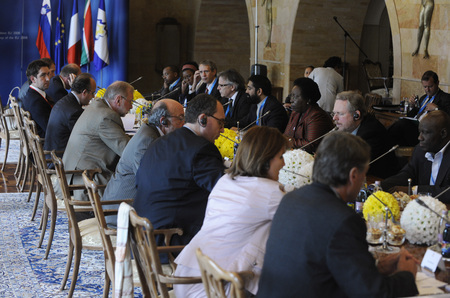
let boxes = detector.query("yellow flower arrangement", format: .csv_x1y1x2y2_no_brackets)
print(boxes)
362,191,400,221
215,129,240,160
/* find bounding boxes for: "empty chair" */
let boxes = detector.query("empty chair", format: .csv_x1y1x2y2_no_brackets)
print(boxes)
0,95,20,171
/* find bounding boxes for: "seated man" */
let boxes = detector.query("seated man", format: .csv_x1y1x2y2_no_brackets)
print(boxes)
217,69,251,128
134,94,225,249
388,71,450,146
18,57,55,107
333,91,399,178
179,61,198,105
102,98,185,225
258,131,418,297
22,59,53,138
238,75,288,132
44,73,96,155
46,63,82,103
194,60,222,99
62,81,133,202
155,65,182,100
382,110,450,203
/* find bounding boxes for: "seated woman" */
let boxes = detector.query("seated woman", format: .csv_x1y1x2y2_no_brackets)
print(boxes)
173,126,288,297
284,77,334,154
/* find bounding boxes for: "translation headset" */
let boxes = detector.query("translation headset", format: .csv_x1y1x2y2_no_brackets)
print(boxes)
161,118,170,126
353,111,360,121
199,116,207,127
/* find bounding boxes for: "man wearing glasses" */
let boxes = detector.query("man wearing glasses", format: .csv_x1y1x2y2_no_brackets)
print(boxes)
62,81,133,207
134,94,225,258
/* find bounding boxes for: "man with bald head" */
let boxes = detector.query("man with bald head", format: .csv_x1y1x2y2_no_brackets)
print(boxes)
382,110,450,203
63,81,133,203
102,99,185,220
46,63,82,103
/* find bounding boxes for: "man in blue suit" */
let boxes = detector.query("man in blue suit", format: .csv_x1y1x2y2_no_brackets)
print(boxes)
134,94,225,249
46,63,81,103
44,73,96,155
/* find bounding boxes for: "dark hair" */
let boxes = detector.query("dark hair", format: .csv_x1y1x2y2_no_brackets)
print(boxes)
248,75,272,96
218,69,246,91
60,63,81,78
293,77,321,103
312,131,370,187
185,94,218,123
148,101,170,127
41,57,55,67
323,56,343,69
335,91,367,118
199,60,217,72
227,126,288,179
421,70,439,83
71,73,94,94
182,61,199,72
306,65,315,70
26,59,49,82
165,65,179,74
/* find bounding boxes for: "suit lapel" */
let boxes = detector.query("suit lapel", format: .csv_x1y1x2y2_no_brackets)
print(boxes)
436,148,450,186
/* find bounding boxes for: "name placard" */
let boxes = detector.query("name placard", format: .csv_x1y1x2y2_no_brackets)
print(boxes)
421,248,446,273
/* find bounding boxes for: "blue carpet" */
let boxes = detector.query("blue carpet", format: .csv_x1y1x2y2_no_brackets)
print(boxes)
0,192,142,297
0,140,20,164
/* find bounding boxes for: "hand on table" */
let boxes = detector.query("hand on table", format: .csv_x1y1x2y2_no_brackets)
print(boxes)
377,248,419,276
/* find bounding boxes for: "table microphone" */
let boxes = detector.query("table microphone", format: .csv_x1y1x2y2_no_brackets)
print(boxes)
129,76,143,85
223,99,232,107
434,185,450,199
299,127,338,150
415,198,450,223
153,87,181,102
371,193,398,224
281,168,309,179
241,110,271,131
369,145,399,165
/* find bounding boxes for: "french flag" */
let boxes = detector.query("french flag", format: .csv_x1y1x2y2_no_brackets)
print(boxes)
36,0,52,59
67,0,81,65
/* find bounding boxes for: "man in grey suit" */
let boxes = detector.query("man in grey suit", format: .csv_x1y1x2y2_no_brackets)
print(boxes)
102,98,185,225
62,81,133,203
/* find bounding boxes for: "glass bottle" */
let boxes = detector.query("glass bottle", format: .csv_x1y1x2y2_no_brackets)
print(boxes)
355,189,367,218
438,210,448,246
442,222,450,258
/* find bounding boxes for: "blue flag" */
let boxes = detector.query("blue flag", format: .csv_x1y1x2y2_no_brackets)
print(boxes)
93,0,109,71
54,0,66,73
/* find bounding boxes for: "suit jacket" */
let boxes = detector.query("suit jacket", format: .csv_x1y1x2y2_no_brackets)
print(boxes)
158,78,182,101
357,115,399,178
134,127,225,247
22,87,53,138
221,90,252,128
381,144,450,203
239,95,288,132
283,104,334,154
62,98,130,201
257,182,418,298
196,78,222,100
408,89,450,117
46,75,68,103
44,92,83,153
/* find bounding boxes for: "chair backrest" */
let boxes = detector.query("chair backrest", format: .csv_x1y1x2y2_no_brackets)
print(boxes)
362,59,385,91
364,93,382,115
196,248,247,298
10,98,30,155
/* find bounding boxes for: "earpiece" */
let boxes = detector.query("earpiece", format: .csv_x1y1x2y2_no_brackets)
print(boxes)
353,112,360,121
199,116,207,127
161,118,169,126
263,161,270,171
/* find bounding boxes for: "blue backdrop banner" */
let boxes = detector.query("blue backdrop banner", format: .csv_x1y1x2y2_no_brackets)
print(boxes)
0,0,128,104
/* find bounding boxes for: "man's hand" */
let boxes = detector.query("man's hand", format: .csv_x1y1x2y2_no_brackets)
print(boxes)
425,102,438,111
396,248,419,277
68,73,77,88
377,248,419,276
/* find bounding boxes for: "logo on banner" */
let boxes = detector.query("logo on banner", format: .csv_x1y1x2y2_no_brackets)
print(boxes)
95,19,107,38
41,4,51,15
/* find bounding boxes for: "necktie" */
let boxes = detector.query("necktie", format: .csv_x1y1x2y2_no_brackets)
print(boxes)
206,87,209,94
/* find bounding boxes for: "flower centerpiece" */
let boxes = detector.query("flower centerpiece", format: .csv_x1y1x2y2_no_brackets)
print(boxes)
215,128,240,160
278,149,314,189
400,196,447,245
362,191,400,221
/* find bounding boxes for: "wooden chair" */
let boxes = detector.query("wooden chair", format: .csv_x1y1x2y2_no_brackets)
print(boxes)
51,152,106,298
364,93,382,115
0,95,20,171
196,248,253,298
362,59,392,98
82,171,136,298
128,207,202,298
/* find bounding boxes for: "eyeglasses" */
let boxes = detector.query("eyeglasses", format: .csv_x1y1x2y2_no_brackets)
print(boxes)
120,95,133,104
167,114,185,122
330,111,348,118
207,114,225,128
218,84,231,88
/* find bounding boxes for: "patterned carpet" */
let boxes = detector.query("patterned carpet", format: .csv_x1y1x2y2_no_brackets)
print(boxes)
0,140,20,164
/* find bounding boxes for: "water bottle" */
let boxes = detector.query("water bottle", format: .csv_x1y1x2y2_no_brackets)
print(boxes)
355,189,367,218
438,210,448,246
368,181,383,194
442,222,450,258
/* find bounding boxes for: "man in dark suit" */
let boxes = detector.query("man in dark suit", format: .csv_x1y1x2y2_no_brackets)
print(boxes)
258,132,418,298
217,69,251,128
22,59,53,138
333,91,399,178
18,57,55,107
102,99,185,226
382,110,450,203
194,60,221,99
44,73,96,155
46,63,81,103
388,70,450,146
134,94,225,249
237,75,288,132
155,65,182,100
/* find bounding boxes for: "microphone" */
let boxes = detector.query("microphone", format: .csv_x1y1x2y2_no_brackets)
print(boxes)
299,127,338,150
223,99,232,107
415,198,450,223
281,168,309,179
333,16,337,21
241,110,271,131
219,133,239,144
369,145,399,165
435,185,450,199
371,193,398,224
152,87,181,102
129,76,143,85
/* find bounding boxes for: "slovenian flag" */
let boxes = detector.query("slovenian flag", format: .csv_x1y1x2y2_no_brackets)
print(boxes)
81,0,94,66
93,0,109,71
36,0,52,59
54,0,65,73
67,0,81,65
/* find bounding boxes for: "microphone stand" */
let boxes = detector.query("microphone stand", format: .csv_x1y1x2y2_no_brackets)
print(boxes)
369,145,399,165
152,87,181,102
299,127,338,150
333,16,368,88
371,193,400,253
240,110,271,131
415,198,450,224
